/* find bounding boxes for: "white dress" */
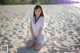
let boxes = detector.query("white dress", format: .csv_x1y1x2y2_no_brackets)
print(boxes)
29,16,46,44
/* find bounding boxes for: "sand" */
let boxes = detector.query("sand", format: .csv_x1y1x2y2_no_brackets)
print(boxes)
0,5,80,53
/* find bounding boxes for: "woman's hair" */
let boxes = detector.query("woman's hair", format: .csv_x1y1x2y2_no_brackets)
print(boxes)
33,5,44,17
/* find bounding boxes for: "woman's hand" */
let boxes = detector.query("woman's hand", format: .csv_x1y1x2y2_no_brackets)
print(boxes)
37,27,42,39
33,37,37,47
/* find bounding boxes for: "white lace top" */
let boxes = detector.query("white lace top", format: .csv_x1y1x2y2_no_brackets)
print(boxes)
30,16,45,37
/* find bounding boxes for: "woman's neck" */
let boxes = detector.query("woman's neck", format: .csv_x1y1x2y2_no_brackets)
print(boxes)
36,15,40,18
36,16,39,19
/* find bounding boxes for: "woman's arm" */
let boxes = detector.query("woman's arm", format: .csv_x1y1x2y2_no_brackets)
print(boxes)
30,22,35,38
37,27,43,38
37,17,44,38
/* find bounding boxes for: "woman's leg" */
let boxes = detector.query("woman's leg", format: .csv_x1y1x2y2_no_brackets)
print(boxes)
26,39,34,48
34,34,46,50
26,36,34,48
35,42,43,50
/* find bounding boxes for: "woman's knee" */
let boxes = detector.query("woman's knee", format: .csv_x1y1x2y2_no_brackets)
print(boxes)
34,43,42,50
26,40,34,47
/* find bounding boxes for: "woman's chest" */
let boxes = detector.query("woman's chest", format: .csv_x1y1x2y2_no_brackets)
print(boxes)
32,18,42,27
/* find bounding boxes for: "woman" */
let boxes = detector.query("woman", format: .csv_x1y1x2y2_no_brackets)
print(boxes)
26,5,46,50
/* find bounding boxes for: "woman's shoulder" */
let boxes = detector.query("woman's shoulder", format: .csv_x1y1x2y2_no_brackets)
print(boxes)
31,16,34,19
40,16,44,20
31,16,44,19
30,16,34,20
40,16,44,18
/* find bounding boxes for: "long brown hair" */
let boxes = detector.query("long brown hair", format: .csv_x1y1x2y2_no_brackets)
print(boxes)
33,5,44,17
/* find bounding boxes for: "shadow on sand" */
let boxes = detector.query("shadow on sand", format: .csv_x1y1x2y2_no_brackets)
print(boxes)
13,46,77,53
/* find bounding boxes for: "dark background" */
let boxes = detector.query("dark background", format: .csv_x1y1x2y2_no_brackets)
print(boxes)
0,0,57,5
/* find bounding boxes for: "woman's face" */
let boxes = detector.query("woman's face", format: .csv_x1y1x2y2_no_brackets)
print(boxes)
35,8,41,18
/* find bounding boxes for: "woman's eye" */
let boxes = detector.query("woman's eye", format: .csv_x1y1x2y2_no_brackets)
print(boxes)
36,11,39,12
36,10,41,12
38,11,40,12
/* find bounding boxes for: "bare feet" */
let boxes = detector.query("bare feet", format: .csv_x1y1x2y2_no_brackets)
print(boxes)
74,45,80,50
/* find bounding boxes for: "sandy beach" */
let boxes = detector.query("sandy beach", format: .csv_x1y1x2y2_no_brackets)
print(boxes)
0,5,80,53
